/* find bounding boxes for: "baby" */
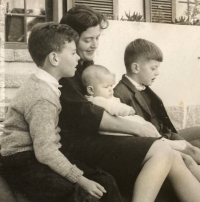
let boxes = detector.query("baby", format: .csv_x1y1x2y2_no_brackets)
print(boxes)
81,64,160,136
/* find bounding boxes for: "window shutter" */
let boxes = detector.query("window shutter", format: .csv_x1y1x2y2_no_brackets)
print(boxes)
145,0,176,23
151,0,176,23
72,0,118,19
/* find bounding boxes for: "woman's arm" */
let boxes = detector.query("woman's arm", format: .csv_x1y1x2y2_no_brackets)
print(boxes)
59,77,159,137
100,111,161,137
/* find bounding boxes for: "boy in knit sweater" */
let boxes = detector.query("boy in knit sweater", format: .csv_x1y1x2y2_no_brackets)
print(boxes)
0,22,122,202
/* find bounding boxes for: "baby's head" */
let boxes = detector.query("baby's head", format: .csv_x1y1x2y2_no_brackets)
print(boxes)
82,65,115,99
124,38,163,86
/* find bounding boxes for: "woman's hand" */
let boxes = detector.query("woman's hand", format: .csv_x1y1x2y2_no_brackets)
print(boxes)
137,122,161,138
77,176,106,199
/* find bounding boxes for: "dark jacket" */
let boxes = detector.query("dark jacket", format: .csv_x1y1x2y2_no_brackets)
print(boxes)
114,75,183,140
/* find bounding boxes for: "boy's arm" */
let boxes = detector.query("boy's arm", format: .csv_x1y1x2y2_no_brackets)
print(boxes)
87,96,134,116
26,100,83,183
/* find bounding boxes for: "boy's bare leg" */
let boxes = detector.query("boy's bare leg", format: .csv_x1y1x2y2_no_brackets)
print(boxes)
168,151,200,202
181,141,200,164
132,140,173,202
181,153,200,182
132,140,200,202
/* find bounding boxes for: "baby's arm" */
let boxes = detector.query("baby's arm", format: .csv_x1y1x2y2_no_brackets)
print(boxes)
87,96,135,116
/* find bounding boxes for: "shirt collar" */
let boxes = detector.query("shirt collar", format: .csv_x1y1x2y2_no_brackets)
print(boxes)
125,75,146,91
35,68,62,97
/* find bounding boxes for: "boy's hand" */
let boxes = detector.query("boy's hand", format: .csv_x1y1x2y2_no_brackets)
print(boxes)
77,176,106,199
137,122,161,138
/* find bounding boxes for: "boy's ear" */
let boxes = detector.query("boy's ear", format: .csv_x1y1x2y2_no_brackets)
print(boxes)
87,86,94,95
48,52,59,66
131,63,140,74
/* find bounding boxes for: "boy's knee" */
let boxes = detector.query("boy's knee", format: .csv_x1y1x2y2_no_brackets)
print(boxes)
144,140,173,164
152,140,173,157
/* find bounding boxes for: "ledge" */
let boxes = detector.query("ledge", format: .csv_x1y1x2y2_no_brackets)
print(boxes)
186,105,200,128
4,49,33,62
165,106,184,130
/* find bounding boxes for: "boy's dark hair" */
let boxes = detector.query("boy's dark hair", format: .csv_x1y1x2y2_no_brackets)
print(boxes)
124,38,163,72
28,22,78,67
60,5,108,36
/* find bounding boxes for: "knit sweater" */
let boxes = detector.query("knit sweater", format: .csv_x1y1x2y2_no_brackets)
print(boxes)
1,74,83,183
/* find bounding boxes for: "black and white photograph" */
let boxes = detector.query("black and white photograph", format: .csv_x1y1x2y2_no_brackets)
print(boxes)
1,0,200,201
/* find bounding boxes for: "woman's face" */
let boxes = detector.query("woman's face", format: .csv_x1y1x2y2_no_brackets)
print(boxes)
77,25,101,61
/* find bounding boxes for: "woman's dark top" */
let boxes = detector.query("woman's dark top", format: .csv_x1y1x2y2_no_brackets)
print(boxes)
59,60,104,137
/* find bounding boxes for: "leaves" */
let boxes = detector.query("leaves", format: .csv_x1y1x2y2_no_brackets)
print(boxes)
121,11,144,22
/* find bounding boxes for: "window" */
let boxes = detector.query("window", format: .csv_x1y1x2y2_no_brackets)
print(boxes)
66,0,119,20
144,0,176,23
5,0,119,49
5,0,53,49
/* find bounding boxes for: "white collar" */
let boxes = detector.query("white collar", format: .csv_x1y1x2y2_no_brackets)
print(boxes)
35,68,62,97
125,75,146,91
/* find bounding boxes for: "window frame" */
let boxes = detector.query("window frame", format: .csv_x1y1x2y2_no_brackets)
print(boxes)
4,0,60,50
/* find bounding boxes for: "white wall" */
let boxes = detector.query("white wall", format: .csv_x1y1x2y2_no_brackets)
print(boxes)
118,0,144,20
95,20,200,107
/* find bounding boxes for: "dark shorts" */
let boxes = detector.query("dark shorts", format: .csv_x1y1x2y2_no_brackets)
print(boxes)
1,151,122,202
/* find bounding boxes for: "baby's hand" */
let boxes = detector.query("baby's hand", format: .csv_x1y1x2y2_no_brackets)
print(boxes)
77,176,106,199
128,108,135,116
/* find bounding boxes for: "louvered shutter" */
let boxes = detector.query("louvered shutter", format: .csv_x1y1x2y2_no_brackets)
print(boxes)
70,0,118,19
152,0,173,23
145,0,176,23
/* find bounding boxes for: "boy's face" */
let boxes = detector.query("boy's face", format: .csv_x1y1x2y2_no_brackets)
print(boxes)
92,76,115,99
135,60,160,86
77,25,101,61
57,41,80,77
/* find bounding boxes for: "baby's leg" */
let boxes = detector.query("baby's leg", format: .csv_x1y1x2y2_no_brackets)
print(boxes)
181,152,200,182
132,140,173,202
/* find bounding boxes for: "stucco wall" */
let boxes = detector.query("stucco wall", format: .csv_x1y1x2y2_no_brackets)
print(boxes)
95,20,200,107
2,20,200,129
